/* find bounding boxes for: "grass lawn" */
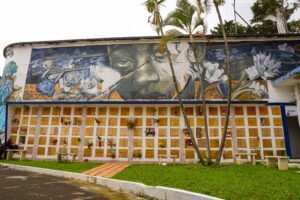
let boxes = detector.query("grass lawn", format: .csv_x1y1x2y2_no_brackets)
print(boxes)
0,160,101,173
113,164,300,200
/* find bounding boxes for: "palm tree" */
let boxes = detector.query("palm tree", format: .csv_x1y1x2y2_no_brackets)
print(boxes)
143,0,205,165
196,0,233,165
162,0,212,164
212,0,232,165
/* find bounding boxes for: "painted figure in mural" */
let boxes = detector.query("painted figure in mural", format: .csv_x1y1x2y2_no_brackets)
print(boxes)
26,46,114,101
98,42,210,100
23,41,300,101
104,43,195,99
26,43,203,101
106,44,175,99
0,61,21,141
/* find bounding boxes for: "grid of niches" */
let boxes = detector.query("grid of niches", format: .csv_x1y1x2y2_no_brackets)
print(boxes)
9,105,286,161
188,105,286,160
10,106,39,155
84,107,130,160
235,106,286,158
38,106,81,157
132,106,181,161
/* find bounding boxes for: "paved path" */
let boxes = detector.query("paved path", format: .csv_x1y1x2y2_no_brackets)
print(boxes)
83,163,130,178
0,166,142,200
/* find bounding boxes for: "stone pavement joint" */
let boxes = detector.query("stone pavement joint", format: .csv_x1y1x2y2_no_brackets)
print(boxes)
83,162,130,178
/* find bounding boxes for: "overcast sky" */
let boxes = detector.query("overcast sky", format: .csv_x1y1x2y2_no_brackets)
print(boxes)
0,0,299,72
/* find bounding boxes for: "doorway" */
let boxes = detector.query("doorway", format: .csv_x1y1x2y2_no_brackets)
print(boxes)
287,117,300,158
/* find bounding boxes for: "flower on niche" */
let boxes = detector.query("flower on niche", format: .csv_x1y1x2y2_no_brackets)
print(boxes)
185,139,193,146
94,118,100,125
245,52,281,80
145,128,155,136
203,61,228,84
51,139,58,145
127,119,136,129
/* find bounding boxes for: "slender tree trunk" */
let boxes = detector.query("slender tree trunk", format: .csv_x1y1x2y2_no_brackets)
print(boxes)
189,34,212,164
195,0,204,14
213,1,232,165
158,18,206,165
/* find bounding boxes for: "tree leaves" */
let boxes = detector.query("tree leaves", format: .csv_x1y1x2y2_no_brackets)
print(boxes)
251,0,297,23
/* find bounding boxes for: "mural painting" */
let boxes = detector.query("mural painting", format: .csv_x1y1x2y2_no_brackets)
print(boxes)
23,41,300,101
0,60,22,142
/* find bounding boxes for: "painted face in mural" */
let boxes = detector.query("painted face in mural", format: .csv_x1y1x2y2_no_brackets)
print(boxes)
109,44,176,99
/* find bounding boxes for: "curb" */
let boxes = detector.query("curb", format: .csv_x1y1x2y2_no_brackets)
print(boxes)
0,163,222,200
289,163,300,168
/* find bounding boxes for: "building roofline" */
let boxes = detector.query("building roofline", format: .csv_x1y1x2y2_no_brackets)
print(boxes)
3,33,300,58
272,65,300,86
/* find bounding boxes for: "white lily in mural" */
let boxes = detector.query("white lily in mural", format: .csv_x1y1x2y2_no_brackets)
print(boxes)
245,52,281,80
245,65,260,80
203,61,228,84
278,43,295,54
249,82,268,99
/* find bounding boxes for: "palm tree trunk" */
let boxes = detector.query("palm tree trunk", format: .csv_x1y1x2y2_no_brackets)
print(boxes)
158,19,205,165
189,34,212,164
195,0,204,14
213,1,232,165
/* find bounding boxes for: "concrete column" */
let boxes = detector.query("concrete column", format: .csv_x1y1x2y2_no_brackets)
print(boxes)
32,106,42,159
128,129,133,162
294,85,300,126
179,129,185,163
78,106,87,161
230,106,238,163
128,107,134,162
6,105,15,142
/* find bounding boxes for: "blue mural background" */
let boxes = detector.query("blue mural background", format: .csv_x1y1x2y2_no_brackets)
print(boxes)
23,41,300,101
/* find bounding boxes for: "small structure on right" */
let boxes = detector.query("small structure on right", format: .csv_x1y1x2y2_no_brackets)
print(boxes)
272,63,300,159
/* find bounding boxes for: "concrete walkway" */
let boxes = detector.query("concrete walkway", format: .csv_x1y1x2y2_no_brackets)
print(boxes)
83,162,131,178
0,167,107,200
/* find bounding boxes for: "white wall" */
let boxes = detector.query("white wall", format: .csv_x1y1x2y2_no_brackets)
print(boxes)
5,45,32,101
268,81,295,103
